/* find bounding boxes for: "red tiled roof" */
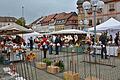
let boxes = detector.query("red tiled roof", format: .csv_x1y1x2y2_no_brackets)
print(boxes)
30,12,78,26
68,16,78,21
55,12,74,20
42,14,57,22
31,17,43,25
54,12,66,20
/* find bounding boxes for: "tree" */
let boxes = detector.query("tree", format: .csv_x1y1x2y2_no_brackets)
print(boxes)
16,17,26,26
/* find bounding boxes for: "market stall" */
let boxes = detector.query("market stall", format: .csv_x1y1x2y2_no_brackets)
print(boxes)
88,17,120,38
0,23,33,62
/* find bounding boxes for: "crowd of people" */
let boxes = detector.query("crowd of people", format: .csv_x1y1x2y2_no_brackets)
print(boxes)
26,31,120,59
0,31,120,60
27,34,85,58
85,32,120,59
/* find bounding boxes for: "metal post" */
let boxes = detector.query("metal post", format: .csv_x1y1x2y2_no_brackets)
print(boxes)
93,6,98,78
93,7,97,45
84,10,87,31
22,6,24,19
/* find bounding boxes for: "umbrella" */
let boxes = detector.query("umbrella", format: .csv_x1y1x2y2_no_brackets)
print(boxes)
50,29,87,35
0,23,33,35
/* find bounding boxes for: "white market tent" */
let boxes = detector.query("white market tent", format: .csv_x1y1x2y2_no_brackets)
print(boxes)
23,31,42,43
88,17,120,31
0,23,33,35
50,29,87,35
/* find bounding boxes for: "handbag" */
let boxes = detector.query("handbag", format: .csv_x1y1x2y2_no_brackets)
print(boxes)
44,45,48,49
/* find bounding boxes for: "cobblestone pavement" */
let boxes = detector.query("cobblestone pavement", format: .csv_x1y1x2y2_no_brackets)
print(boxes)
1,49,120,80
33,49,120,80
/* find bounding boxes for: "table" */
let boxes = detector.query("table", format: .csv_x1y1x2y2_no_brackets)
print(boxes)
92,46,118,56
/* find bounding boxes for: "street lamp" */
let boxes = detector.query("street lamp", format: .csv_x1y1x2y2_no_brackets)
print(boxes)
82,0,104,46
82,1,104,78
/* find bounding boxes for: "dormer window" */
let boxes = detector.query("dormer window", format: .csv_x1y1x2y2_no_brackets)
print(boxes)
109,3,115,11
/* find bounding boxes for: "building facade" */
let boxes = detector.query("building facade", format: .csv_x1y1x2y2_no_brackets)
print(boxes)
30,12,78,32
77,0,120,29
55,12,78,31
0,16,17,28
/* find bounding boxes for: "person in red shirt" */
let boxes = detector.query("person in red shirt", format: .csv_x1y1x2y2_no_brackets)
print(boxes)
41,35,49,58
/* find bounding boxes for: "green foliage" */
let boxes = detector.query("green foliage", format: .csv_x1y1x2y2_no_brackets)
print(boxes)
16,17,26,26
42,58,52,66
54,60,64,72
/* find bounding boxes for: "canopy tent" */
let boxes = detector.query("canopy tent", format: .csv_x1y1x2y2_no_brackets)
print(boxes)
87,32,101,35
0,23,33,35
88,17,120,31
23,31,42,43
50,29,87,35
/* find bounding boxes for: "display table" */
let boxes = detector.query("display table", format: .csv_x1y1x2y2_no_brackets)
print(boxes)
10,52,23,61
92,46,118,56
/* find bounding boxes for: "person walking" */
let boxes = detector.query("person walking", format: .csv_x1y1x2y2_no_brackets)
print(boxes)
29,37,34,51
55,35,61,55
99,32,108,59
114,33,119,46
41,35,49,58
48,36,53,54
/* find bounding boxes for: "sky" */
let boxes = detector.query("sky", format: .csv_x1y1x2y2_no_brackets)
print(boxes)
0,0,78,24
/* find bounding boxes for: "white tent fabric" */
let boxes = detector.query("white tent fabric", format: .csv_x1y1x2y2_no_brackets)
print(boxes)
88,17,120,31
0,23,33,34
23,31,41,43
50,29,87,34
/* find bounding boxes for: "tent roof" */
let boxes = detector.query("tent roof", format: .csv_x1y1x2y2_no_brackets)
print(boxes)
0,23,33,35
89,17,120,31
50,29,87,34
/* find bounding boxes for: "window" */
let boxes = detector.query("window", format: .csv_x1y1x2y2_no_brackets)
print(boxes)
62,20,65,23
56,20,60,24
10,19,13,22
97,18,102,25
89,19,92,26
109,3,115,11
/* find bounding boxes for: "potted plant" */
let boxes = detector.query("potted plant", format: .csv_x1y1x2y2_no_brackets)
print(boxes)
42,58,52,66
54,60,64,72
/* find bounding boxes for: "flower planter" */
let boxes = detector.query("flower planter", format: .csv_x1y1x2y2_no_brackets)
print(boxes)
64,71,80,80
47,65,60,74
36,62,46,69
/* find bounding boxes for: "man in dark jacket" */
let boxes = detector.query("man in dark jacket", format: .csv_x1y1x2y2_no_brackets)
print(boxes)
29,37,34,51
55,35,61,55
114,33,119,46
99,32,108,59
